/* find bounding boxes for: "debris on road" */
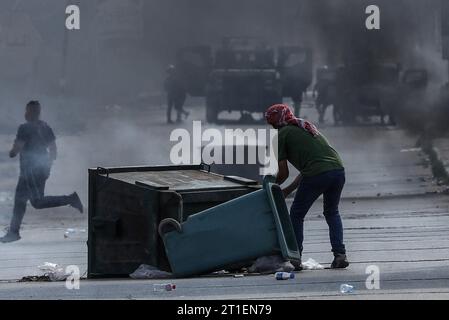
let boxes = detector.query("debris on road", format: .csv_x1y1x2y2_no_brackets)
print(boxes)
64,228,86,238
18,275,52,282
275,272,295,280
153,283,176,292
248,255,295,274
38,262,69,281
339,284,355,294
129,264,173,279
301,258,324,270
213,270,230,275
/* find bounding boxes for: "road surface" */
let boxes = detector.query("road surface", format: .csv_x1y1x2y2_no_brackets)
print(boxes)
0,103,448,299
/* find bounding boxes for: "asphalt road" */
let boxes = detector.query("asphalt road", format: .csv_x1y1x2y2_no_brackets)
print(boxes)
0,103,448,299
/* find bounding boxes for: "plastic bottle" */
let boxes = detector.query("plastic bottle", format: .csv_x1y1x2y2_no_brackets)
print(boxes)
153,283,176,292
339,284,354,294
275,272,295,280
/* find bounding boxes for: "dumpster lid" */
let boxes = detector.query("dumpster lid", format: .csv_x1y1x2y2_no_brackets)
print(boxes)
108,169,258,192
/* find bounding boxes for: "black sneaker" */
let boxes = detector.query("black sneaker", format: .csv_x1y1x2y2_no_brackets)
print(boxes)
70,192,84,214
1,232,21,243
290,259,303,271
331,254,349,269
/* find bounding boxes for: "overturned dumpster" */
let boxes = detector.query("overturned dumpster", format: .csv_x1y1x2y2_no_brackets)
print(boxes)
87,164,259,278
159,177,301,278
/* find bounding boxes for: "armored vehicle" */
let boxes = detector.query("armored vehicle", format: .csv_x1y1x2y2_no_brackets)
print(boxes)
175,37,312,123
333,62,401,125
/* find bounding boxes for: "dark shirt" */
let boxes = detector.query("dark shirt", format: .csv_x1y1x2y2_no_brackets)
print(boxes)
16,120,56,173
315,80,330,96
164,75,187,98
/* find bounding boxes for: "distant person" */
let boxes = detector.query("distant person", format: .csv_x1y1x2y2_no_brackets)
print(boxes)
164,65,189,123
1,101,83,243
266,104,349,270
313,68,334,124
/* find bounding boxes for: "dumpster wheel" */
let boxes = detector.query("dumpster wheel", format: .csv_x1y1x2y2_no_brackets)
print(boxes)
159,218,182,237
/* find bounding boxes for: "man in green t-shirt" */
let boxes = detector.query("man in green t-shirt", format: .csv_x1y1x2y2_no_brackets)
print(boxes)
266,104,349,270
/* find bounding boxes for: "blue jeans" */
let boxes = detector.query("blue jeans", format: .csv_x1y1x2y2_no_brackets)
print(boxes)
290,169,346,255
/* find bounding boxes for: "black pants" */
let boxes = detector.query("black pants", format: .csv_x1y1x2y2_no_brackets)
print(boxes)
9,168,72,234
167,93,186,122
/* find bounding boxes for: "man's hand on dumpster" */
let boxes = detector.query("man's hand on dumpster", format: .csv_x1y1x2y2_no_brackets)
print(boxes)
282,188,292,198
275,160,289,186
282,174,302,199
282,187,295,198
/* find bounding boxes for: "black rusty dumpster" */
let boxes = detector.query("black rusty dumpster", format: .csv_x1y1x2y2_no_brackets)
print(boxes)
87,164,260,278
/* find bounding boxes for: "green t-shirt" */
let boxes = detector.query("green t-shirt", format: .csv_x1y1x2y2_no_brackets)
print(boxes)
277,125,344,177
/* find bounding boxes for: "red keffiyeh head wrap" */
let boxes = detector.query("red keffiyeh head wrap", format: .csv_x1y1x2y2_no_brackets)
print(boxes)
265,104,320,137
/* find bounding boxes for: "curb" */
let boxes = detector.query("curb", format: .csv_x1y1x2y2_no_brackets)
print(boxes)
418,138,449,185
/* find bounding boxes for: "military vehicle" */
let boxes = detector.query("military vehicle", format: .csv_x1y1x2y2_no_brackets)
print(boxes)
318,63,429,125
175,37,312,123
392,68,429,126
332,62,401,125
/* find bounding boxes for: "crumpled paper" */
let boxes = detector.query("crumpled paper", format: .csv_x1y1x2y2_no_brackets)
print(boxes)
301,258,324,270
129,264,173,279
38,262,70,281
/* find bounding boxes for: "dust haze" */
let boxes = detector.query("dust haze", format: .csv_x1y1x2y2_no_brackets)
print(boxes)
0,0,448,204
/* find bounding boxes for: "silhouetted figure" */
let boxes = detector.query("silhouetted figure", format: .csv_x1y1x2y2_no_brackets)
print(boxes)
164,65,189,123
314,67,335,124
1,101,83,243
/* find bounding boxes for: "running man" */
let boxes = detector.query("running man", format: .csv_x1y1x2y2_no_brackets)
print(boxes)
1,101,83,243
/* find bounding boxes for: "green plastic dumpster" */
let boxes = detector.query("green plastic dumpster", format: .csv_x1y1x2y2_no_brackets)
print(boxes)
159,178,301,277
